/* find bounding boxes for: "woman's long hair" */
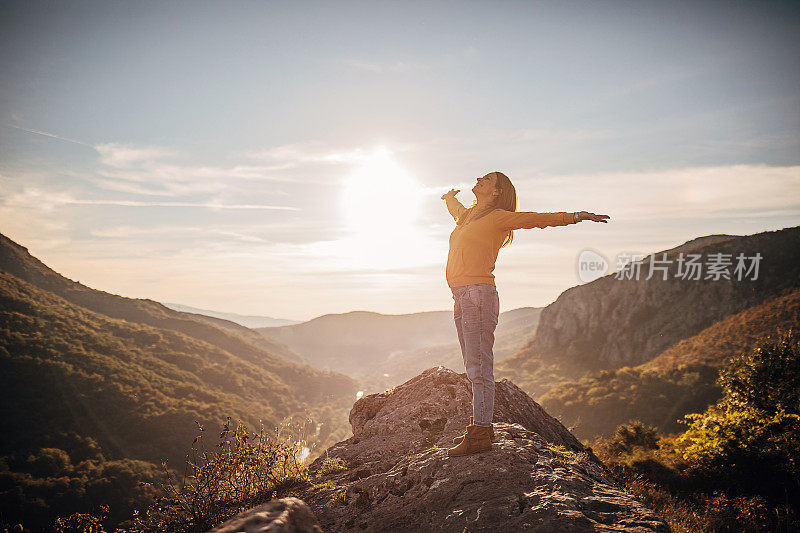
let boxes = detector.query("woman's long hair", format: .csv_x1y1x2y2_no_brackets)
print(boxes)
456,171,518,248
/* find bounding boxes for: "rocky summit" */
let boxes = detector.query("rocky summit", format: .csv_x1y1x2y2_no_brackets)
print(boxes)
214,367,668,532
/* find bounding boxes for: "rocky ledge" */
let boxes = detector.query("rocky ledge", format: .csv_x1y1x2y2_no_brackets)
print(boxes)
212,367,668,532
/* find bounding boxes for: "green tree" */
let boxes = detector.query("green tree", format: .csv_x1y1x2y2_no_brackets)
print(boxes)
718,328,800,413
677,328,800,504
607,420,659,456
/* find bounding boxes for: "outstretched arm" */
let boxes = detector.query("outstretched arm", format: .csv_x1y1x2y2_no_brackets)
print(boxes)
492,210,576,231
441,188,467,222
493,210,611,231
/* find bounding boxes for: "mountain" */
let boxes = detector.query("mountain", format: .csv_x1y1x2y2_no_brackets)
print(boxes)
366,306,542,391
0,234,339,395
258,310,455,377
638,284,800,373
0,233,358,530
214,367,668,532
258,307,542,388
163,302,299,328
163,307,312,365
496,225,800,398
540,285,800,439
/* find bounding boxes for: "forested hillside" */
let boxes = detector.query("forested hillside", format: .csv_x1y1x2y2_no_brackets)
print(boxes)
541,285,800,439
0,233,358,530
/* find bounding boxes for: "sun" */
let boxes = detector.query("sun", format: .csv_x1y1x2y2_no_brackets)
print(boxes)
337,147,431,270
341,147,421,233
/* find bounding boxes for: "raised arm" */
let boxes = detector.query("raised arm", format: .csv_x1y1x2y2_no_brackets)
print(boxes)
492,210,577,231
441,189,467,222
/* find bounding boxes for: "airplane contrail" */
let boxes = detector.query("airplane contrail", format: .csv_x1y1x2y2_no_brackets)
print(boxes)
9,124,92,147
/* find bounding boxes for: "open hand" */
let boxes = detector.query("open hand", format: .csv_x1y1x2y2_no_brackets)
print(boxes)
576,211,610,223
441,188,460,200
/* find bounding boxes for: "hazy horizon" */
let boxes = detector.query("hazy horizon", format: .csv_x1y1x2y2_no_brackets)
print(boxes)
2,1,799,321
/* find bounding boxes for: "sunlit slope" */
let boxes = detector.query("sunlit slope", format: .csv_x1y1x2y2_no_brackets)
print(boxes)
177,310,312,366
0,233,359,468
0,233,343,404
639,284,800,372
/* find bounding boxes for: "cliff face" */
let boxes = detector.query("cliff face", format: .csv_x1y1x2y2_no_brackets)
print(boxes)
528,226,800,371
279,367,666,532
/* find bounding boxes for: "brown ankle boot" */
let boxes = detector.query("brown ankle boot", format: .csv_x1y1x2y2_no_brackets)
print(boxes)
447,424,493,457
453,418,496,444
452,416,473,444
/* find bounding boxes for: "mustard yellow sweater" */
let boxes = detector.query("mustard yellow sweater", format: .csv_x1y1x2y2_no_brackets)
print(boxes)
445,197,576,288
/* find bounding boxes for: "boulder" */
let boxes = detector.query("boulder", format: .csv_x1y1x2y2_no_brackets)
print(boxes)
207,497,322,533
301,366,668,532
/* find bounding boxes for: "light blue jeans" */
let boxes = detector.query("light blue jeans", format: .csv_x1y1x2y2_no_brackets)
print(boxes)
451,283,499,426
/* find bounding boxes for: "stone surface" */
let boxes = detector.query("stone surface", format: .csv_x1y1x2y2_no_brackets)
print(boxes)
207,497,322,533
300,367,668,532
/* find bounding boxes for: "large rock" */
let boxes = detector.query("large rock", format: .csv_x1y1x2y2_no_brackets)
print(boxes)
301,367,668,532
207,497,322,533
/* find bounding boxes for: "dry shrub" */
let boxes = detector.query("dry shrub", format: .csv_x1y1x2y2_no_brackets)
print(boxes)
122,418,309,533
53,506,109,533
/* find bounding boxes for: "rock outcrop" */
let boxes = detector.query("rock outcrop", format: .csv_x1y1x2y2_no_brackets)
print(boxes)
296,367,667,532
208,497,322,532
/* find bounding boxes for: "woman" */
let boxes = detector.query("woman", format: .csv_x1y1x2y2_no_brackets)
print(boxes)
441,171,610,457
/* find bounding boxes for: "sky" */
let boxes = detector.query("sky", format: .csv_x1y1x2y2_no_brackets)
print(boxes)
1,0,799,321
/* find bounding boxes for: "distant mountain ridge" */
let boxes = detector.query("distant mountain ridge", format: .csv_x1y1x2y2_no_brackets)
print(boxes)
367,306,543,391
163,302,300,328
258,307,543,388
165,306,311,365
644,233,739,258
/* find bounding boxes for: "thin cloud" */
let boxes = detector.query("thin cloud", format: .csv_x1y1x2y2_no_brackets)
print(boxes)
94,142,176,168
247,141,370,165
67,199,299,210
1,187,76,211
89,225,272,243
0,187,298,211
247,141,416,165
95,162,308,192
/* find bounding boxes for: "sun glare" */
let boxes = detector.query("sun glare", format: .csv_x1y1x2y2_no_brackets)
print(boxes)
337,147,431,270
342,148,420,231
